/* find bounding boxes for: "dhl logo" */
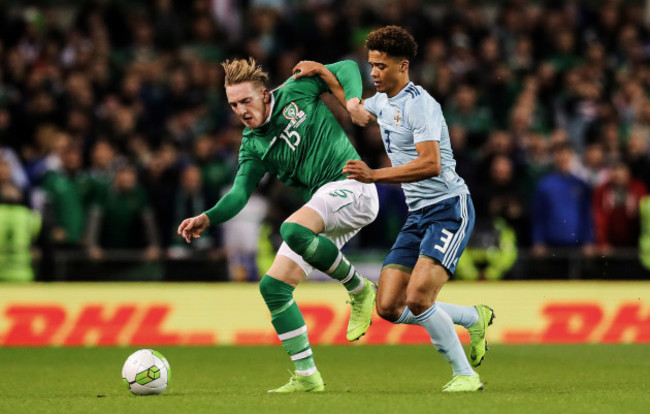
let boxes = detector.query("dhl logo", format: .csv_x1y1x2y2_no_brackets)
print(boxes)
0,304,215,347
0,301,648,347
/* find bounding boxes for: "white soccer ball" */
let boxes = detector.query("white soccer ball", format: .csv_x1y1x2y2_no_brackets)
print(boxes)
122,349,171,395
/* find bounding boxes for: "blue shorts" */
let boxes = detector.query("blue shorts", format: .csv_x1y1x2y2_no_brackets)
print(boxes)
383,194,475,276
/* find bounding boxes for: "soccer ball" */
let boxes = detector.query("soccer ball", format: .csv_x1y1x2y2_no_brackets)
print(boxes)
122,349,171,395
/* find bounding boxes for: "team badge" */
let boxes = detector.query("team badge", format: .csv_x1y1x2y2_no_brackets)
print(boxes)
283,102,300,121
394,109,402,127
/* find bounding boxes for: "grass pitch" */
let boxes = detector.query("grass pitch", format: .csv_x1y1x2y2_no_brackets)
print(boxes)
0,345,648,414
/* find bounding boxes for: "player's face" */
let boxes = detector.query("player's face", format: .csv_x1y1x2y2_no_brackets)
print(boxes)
226,82,270,129
368,50,408,97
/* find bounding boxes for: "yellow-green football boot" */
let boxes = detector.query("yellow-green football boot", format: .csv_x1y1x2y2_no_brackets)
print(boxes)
346,279,377,342
268,371,325,393
442,373,484,392
467,305,496,367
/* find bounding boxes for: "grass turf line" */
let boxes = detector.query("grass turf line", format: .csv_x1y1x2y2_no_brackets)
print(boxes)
0,345,648,414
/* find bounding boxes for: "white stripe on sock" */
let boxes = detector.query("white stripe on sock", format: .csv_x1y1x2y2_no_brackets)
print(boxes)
290,349,313,361
326,252,343,274
347,277,365,294
340,265,355,284
278,325,307,341
296,367,317,376
415,304,438,322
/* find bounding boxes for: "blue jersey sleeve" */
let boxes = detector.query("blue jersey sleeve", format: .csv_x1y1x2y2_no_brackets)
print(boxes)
405,96,442,144
363,94,379,117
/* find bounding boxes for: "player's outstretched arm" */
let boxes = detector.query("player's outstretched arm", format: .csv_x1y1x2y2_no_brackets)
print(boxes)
178,161,265,243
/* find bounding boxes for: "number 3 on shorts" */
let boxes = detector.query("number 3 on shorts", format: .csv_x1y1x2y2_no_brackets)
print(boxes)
434,229,454,253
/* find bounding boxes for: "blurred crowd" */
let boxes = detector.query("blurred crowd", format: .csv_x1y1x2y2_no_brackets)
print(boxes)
2,0,650,281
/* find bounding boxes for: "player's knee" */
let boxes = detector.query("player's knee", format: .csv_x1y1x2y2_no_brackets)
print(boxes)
405,294,431,317
259,275,293,311
376,301,402,322
258,274,274,301
280,222,314,255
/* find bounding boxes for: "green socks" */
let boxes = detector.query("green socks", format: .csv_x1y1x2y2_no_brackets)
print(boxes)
280,222,364,293
259,275,316,375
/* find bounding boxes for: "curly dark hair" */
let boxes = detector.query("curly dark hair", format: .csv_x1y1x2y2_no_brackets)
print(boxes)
365,26,418,60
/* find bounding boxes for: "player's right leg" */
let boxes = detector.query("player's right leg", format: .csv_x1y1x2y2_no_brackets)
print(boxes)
379,275,495,367
261,255,324,393
433,302,495,367
280,180,379,342
422,194,495,367
406,257,482,392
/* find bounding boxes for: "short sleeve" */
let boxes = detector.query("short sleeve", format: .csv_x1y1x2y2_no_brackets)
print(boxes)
405,96,443,144
363,94,380,117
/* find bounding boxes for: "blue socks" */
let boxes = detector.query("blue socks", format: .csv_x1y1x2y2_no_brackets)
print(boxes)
414,304,475,376
396,302,479,328
436,302,479,328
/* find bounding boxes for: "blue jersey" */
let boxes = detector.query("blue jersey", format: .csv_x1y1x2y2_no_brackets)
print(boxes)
364,82,469,211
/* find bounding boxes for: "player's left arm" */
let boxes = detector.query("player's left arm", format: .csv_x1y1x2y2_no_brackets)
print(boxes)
344,140,441,183
343,96,443,183
292,60,375,126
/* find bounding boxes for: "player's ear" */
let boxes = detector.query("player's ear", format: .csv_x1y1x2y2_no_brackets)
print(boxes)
263,89,270,104
400,60,409,72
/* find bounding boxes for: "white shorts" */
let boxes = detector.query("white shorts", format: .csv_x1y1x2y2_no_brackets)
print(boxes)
277,179,379,276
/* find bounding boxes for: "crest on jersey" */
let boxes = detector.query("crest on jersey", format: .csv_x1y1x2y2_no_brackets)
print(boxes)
394,109,402,127
283,102,300,121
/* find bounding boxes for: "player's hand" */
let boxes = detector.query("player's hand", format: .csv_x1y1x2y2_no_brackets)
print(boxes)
346,98,375,127
292,61,324,79
177,213,210,244
343,159,376,183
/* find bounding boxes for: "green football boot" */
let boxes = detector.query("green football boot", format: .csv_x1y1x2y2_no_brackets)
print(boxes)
467,305,496,367
268,370,325,393
346,279,377,342
441,373,484,392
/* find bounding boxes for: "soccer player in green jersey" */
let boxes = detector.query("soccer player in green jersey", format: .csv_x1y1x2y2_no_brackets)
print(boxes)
178,58,379,393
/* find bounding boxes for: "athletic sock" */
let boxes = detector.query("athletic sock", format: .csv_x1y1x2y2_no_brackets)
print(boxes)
281,222,363,293
397,303,479,328
436,302,479,328
259,275,316,376
395,307,418,324
313,247,364,293
413,304,475,376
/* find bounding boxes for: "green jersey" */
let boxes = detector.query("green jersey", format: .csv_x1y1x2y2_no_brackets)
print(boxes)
205,60,363,225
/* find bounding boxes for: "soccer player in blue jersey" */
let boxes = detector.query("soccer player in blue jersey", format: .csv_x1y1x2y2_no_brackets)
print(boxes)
342,26,496,392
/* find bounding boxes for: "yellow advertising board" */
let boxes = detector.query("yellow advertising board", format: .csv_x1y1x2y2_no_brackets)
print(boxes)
0,282,649,346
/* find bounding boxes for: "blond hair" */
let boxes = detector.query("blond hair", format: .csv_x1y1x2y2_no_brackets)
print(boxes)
221,58,269,88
